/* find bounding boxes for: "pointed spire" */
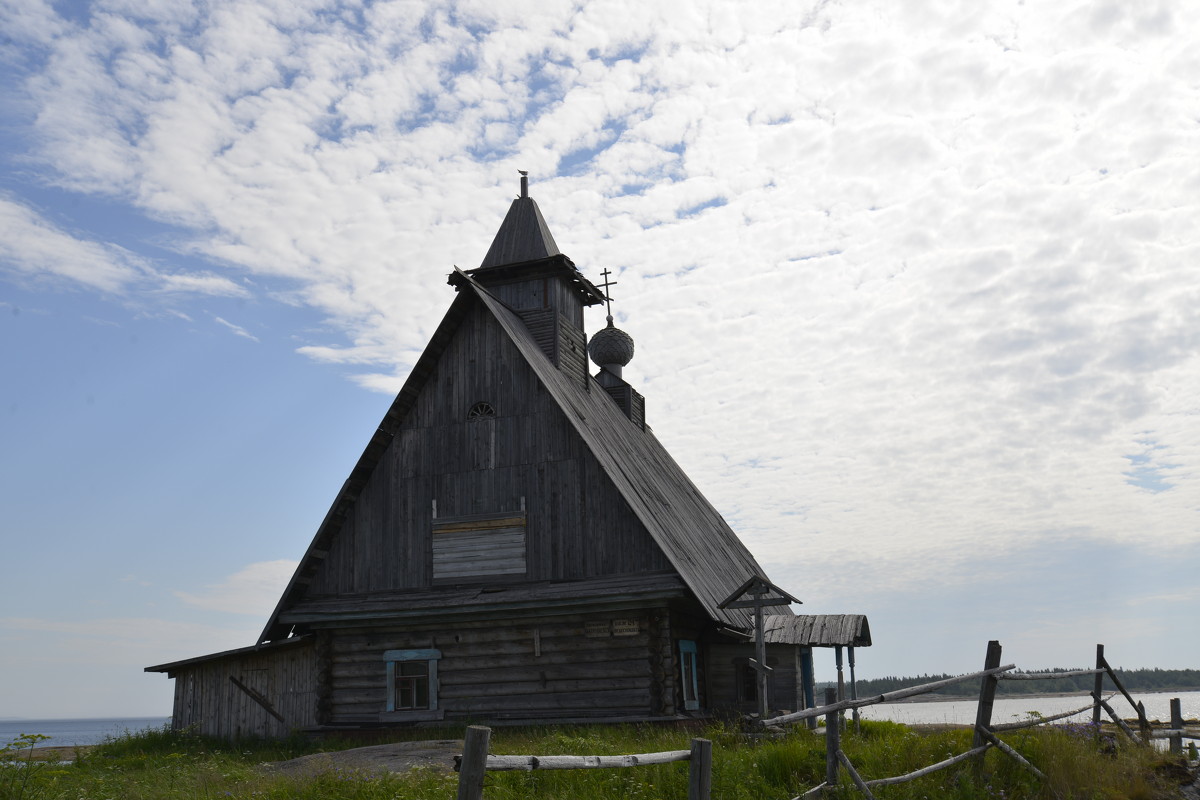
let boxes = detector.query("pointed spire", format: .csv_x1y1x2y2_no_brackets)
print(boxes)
479,172,562,269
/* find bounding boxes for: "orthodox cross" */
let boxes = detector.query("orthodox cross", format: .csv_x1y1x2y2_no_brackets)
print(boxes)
719,576,803,720
598,268,618,319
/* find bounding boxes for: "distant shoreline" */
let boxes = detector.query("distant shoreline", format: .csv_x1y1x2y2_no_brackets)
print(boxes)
885,688,1200,704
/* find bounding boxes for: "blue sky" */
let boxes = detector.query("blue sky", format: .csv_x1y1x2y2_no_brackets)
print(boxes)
2,0,1198,719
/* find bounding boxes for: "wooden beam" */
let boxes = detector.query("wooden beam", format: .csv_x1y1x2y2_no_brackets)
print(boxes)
227,676,285,724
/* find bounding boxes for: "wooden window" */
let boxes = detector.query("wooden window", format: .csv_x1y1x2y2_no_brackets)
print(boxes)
432,512,527,583
735,659,756,703
734,656,777,705
679,640,700,711
383,649,442,721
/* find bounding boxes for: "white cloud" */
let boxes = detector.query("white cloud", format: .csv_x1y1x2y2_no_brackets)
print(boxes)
213,315,260,341
2,0,1198,608
157,271,249,297
173,559,297,615
0,196,144,292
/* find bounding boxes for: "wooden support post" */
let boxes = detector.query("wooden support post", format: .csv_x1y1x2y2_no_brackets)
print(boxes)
849,646,860,732
1099,698,1141,743
825,688,840,788
688,738,712,800
975,726,1047,782
1170,698,1183,756
801,647,817,730
1100,654,1141,713
756,601,769,719
1092,644,1105,728
835,646,846,730
457,725,491,800
1137,702,1151,743
972,641,1003,753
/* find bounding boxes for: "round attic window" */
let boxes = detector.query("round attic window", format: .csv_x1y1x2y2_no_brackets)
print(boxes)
467,402,496,419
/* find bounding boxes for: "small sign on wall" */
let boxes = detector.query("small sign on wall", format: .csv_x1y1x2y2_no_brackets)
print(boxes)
612,619,639,636
585,621,610,638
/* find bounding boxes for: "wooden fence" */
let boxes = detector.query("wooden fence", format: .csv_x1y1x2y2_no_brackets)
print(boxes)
454,725,712,800
453,641,1198,800
765,640,1200,799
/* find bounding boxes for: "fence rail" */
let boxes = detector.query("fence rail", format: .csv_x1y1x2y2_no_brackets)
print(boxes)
775,640,1199,798
453,641,1198,800
454,725,712,800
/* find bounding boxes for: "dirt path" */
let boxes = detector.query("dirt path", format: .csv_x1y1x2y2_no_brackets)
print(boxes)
262,740,464,777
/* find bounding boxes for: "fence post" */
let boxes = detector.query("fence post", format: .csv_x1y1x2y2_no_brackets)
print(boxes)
1136,701,1151,743
1091,644,1104,728
1170,698,1183,757
972,640,1002,753
457,725,491,800
688,738,712,800
825,687,840,788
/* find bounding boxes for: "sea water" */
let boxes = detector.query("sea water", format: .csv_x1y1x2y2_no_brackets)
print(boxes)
856,690,1200,726
0,717,169,748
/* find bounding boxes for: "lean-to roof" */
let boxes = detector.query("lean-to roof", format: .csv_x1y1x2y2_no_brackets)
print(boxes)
763,614,872,647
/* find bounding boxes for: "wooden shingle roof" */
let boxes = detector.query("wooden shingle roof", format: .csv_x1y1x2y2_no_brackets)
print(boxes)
763,614,871,647
479,193,561,268
467,273,790,629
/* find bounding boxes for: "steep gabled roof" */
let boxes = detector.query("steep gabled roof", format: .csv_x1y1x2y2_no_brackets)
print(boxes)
466,274,789,628
260,275,790,642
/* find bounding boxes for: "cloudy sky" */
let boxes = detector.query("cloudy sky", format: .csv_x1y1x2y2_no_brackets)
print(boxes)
2,0,1197,719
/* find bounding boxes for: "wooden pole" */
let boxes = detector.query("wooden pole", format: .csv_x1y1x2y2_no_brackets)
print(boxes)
972,641,1003,753
1170,698,1183,756
1099,698,1141,742
1100,654,1141,713
756,600,769,719
457,725,491,800
836,749,877,800
688,738,712,800
801,648,817,730
835,646,846,731
974,726,1047,781
825,687,840,788
849,646,860,732
1092,644,1105,728
1137,701,1151,743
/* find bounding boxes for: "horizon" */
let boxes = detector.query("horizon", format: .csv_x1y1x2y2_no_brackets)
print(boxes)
2,0,1198,719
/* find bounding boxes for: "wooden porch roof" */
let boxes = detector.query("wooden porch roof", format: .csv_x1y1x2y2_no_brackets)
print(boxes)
763,614,871,647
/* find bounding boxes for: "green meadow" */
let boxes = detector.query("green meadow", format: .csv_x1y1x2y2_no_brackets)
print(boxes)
2,719,1191,800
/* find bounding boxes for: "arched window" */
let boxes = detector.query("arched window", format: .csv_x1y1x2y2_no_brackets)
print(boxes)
467,401,496,419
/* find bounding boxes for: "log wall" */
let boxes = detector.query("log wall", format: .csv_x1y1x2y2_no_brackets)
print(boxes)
705,642,801,715
321,609,676,723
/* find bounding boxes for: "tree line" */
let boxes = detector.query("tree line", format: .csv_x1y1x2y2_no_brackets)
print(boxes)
821,667,1200,697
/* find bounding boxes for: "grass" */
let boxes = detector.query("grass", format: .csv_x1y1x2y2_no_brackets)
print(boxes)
1,718,1191,800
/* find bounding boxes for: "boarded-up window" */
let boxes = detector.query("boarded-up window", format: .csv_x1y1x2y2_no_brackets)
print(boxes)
432,512,527,582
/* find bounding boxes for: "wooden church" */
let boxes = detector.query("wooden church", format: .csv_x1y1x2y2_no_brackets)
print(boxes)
147,178,870,739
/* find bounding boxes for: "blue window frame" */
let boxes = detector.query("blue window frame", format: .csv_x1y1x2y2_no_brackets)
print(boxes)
678,640,699,711
384,649,441,713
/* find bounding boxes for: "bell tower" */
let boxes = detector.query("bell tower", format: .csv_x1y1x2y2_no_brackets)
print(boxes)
450,174,605,384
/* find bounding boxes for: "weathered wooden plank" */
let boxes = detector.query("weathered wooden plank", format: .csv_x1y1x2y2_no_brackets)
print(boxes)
483,749,690,771
445,686,652,713
440,659,651,687
438,676,652,698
